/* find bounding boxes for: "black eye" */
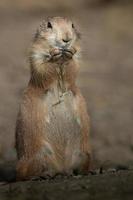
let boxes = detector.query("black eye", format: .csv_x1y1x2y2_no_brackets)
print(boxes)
72,23,75,28
47,22,52,29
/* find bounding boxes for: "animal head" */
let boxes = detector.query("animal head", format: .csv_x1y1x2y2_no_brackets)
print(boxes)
34,17,80,52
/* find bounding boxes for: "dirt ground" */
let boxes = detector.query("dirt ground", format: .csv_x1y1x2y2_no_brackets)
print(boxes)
0,170,133,200
0,0,133,168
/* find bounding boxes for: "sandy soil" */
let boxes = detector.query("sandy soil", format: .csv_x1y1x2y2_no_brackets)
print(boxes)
0,0,133,168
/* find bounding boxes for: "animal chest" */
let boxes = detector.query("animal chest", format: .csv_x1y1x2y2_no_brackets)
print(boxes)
43,85,81,143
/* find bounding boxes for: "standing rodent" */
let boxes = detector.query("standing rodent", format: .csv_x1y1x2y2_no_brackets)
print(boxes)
15,17,91,180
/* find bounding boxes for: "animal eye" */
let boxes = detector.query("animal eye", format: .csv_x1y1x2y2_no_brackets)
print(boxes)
47,22,52,29
72,23,75,28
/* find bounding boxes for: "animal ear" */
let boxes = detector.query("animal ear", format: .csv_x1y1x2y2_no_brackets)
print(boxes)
34,28,40,40
33,28,44,41
76,31,81,39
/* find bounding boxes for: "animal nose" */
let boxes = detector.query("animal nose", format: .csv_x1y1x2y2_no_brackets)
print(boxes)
62,38,71,43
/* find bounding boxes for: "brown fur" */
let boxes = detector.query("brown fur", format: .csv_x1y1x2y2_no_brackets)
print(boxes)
15,17,91,180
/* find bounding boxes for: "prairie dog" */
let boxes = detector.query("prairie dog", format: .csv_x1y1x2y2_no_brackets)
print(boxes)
15,17,91,180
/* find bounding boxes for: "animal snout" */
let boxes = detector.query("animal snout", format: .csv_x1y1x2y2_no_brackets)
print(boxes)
62,38,72,44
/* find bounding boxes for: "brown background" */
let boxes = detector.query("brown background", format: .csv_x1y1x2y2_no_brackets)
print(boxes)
0,0,133,167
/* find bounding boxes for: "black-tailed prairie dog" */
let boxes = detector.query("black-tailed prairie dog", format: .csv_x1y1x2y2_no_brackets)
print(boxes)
15,17,91,180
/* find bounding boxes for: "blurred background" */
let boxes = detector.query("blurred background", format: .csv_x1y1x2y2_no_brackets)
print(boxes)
0,0,133,168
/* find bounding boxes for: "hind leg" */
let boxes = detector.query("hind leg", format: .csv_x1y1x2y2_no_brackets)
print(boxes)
16,156,46,180
70,150,91,175
16,143,64,180
73,92,92,173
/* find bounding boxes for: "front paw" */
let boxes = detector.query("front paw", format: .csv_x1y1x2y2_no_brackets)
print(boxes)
50,48,62,61
63,47,77,60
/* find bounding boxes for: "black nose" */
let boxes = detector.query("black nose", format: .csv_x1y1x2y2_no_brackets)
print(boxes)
62,38,71,43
